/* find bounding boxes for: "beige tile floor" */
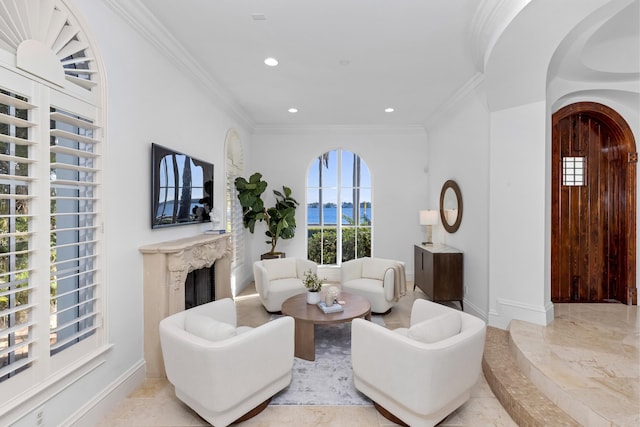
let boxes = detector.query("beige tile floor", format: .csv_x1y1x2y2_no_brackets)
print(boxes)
98,284,516,426
509,303,640,426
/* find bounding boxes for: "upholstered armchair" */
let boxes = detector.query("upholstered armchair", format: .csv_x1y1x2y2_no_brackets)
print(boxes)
159,298,294,427
351,299,486,427
253,257,317,312
341,257,406,313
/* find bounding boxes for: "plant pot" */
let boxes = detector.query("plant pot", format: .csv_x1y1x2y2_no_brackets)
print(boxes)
307,291,321,304
260,252,285,260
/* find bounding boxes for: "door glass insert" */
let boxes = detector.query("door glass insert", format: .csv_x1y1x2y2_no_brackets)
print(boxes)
562,157,585,186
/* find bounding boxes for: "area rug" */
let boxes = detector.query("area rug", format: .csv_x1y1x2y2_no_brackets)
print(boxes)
270,316,385,406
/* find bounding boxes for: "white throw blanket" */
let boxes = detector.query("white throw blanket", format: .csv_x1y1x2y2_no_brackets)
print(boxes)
389,262,407,301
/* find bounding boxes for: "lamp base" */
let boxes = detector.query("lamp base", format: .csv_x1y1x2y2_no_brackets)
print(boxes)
422,225,434,246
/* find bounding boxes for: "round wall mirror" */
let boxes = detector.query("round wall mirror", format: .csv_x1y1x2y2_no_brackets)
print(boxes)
439,180,463,233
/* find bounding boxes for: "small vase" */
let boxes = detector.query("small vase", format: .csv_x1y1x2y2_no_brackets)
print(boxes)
307,291,321,304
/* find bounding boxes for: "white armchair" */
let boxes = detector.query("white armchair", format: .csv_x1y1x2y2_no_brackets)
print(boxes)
253,257,317,312
159,298,294,427
341,257,405,313
351,299,486,427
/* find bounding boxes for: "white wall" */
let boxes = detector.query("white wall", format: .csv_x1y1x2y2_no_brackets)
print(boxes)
240,128,429,287
488,101,550,329
426,82,491,320
481,0,638,329
11,0,252,425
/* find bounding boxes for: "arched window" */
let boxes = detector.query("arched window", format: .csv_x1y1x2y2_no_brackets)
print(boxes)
307,149,372,265
0,0,106,403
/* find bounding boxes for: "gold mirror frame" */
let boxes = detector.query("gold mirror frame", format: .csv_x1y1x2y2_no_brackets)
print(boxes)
439,180,463,233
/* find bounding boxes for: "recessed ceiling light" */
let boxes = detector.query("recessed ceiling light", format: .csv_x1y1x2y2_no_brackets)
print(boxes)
385,107,395,113
251,13,266,21
264,57,278,67
288,108,298,113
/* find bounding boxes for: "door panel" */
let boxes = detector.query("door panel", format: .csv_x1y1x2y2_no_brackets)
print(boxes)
552,103,636,304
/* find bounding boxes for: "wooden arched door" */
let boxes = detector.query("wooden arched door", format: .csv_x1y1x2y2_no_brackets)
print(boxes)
552,102,637,304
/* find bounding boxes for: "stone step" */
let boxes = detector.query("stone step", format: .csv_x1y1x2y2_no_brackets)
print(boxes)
482,327,580,426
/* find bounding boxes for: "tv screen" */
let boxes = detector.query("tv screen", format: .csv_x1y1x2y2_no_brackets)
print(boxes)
151,143,214,228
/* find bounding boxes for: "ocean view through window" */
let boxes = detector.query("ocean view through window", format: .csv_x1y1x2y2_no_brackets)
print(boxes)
307,204,372,225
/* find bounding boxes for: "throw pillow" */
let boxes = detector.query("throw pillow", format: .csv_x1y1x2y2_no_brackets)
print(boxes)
263,258,297,280
409,310,461,343
184,312,236,342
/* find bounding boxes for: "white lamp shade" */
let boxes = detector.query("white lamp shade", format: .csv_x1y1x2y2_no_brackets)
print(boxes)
419,210,438,225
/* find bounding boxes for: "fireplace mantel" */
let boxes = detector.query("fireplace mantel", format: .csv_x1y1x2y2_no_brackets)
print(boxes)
139,233,232,377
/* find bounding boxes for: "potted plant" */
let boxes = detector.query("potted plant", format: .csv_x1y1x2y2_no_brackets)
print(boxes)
302,269,324,304
234,172,299,259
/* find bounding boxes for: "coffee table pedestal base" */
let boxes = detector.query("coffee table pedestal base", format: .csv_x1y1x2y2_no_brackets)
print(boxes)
281,292,372,362
293,320,316,361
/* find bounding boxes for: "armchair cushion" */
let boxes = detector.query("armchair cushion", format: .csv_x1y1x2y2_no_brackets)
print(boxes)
263,257,297,280
408,311,461,344
362,258,388,280
184,312,237,342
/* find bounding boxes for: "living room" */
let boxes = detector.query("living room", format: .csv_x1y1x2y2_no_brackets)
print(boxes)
0,0,637,426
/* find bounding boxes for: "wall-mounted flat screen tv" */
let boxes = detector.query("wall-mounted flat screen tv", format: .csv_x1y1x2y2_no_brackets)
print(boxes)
151,143,214,228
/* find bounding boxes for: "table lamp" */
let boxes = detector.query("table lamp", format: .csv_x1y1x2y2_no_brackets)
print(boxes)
419,210,438,245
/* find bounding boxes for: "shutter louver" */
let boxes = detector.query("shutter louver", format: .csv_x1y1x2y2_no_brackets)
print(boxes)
48,108,101,356
0,89,36,381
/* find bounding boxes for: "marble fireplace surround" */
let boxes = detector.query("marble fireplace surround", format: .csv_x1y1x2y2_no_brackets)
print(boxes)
139,233,232,377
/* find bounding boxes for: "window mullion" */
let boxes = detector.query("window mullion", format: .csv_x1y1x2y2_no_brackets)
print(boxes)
336,150,342,264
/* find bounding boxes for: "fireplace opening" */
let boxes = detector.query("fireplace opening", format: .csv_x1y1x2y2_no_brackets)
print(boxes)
185,264,216,309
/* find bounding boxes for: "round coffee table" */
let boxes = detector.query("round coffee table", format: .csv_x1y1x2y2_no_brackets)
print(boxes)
281,291,371,361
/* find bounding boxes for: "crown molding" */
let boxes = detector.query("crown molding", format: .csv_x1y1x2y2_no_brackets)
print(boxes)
424,72,485,130
101,0,255,131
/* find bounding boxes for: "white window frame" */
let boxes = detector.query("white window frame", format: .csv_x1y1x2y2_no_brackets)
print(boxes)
306,148,373,266
0,1,108,421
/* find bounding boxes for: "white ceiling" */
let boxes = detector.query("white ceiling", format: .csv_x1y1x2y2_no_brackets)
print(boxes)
136,0,479,128
132,0,638,129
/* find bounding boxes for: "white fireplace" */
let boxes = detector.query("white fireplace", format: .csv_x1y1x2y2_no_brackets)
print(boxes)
139,233,232,377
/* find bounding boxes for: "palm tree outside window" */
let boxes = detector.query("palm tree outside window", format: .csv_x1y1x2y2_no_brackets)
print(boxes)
307,149,371,265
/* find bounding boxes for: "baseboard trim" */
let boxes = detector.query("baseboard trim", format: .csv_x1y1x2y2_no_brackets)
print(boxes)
462,299,487,323
488,299,554,330
62,359,146,427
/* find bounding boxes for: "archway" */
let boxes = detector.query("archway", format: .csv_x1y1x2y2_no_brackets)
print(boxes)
551,102,637,304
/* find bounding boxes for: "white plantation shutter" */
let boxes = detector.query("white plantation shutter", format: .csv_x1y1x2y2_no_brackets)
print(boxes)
49,108,101,355
0,1,105,411
225,130,244,267
0,70,104,400
226,171,243,265
0,88,37,381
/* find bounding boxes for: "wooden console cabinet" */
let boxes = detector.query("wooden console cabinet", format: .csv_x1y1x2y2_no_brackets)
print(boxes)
414,244,463,309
